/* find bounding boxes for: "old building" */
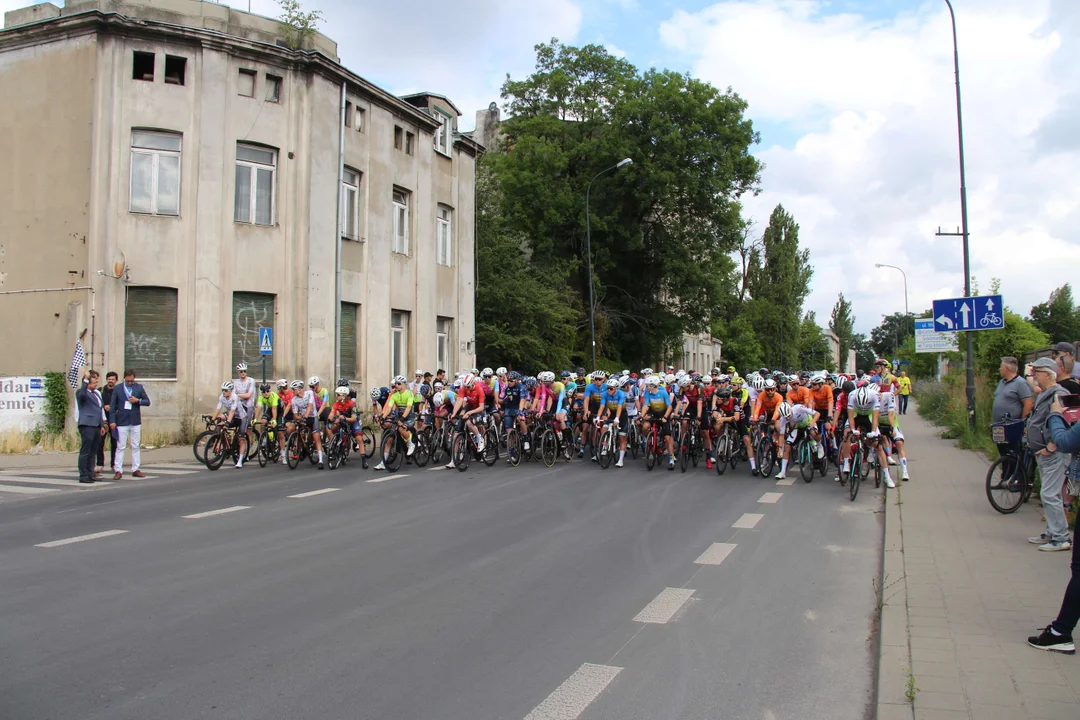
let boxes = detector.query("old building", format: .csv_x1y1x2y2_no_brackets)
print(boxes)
0,0,481,432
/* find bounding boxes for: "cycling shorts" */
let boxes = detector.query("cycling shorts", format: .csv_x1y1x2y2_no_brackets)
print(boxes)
880,424,904,442
602,413,629,437
645,410,670,437
223,416,242,430
502,408,521,430
852,414,873,434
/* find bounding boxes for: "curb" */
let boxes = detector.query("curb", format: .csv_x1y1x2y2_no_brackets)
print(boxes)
876,485,915,720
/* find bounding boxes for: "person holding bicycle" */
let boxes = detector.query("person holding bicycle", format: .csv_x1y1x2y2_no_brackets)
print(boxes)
328,385,366,469
373,376,417,471
253,382,284,463
497,371,529,458
444,373,487,469
846,386,893,488
876,390,909,481
212,381,247,469
597,377,628,467
289,379,324,469
640,375,676,470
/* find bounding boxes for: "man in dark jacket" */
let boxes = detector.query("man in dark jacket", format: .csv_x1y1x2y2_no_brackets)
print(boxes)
76,371,107,484
109,369,150,479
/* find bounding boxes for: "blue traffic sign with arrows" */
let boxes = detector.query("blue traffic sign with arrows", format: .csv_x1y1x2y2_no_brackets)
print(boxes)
932,295,1004,333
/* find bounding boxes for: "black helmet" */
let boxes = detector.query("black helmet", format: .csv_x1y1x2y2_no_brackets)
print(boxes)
717,388,732,399
336,377,350,389
259,382,271,393
842,380,856,394
576,367,586,377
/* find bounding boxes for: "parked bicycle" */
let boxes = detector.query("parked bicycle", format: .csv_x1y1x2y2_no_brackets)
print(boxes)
986,417,1035,514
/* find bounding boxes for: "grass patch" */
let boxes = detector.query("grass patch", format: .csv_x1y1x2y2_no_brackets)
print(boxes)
0,429,80,454
916,374,998,457
904,667,919,703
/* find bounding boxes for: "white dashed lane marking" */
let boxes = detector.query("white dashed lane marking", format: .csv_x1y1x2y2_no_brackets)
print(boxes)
732,512,763,529
632,587,696,624
35,530,129,548
365,474,407,484
288,488,340,498
523,663,623,720
695,542,738,565
0,476,113,487
775,477,796,486
758,492,783,503
182,506,251,519
0,485,60,495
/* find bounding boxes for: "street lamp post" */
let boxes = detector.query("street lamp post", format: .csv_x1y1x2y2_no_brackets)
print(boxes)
875,263,910,337
585,157,632,369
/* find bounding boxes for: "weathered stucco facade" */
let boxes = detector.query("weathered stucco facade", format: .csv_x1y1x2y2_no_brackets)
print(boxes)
0,0,480,433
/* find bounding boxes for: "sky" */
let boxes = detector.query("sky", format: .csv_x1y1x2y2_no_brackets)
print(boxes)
5,0,1078,334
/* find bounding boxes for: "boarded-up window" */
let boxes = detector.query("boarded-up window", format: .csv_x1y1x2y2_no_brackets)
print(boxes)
125,287,178,379
341,302,359,379
233,292,274,376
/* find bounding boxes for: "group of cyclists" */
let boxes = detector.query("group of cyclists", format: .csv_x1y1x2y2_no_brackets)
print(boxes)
207,358,911,490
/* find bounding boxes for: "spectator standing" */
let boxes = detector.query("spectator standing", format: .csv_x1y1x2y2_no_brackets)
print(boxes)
1025,357,1070,552
1053,341,1080,380
76,370,107,484
896,371,912,414
1028,393,1080,653
992,356,1033,458
110,369,150,479
1055,354,1080,394
233,363,255,468
95,371,118,477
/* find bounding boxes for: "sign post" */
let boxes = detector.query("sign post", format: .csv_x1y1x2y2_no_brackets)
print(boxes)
259,327,273,384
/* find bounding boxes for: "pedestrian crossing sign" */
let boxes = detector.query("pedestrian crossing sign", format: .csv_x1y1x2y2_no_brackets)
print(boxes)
259,327,273,355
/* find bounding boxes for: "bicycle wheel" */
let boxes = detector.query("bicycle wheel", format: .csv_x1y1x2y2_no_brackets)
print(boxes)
874,460,882,489
286,432,301,469
361,426,376,459
540,429,556,467
253,431,268,468
307,431,320,465
799,442,815,483
193,429,214,464
758,437,775,477
985,455,1024,514
728,431,740,470
452,433,470,472
645,433,657,471
507,428,521,467
628,423,639,459
690,433,700,468
848,459,861,501
598,430,613,469
382,430,403,472
205,432,228,470
327,434,343,470
679,438,689,473
413,430,431,468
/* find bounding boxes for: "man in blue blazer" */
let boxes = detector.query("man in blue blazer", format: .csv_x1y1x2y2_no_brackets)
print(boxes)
109,369,151,479
75,370,107,483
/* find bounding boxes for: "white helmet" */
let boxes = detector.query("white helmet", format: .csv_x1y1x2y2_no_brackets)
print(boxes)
433,392,445,405
221,381,234,391
335,386,350,396
481,367,494,378
852,387,875,409
646,375,660,388
290,380,305,390
665,373,676,385
606,377,621,388
642,368,653,376
777,402,792,418
276,378,288,388
679,375,692,387
392,375,407,386
463,373,477,388
811,374,826,385
307,375,320,387
496,367,507,377
593,369,607,379
751,375,765,391
235,363,248,372
788,374,800,383
675,369,686,378
540,371,556,383
764,379,777,389
621,369,630,377
718,374,730,383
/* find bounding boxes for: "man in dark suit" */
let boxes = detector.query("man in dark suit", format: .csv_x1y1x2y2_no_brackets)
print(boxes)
76,370,107,484
94,371,118,477
109,369,151,480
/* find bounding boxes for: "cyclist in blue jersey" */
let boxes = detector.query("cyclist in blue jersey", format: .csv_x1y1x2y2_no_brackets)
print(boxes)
597,377,629,467
498,371,530,457
581,372,607,460
640,375,677,470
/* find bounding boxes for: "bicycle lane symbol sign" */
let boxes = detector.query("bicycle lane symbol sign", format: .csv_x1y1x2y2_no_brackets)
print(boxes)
932,294,1004,332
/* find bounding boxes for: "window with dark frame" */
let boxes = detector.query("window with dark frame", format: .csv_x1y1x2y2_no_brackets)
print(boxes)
405,131,414,155
344,101,352,127
266,74,282,103
238,68,256,97
164,55,186,85
394,126,403,150
133,51,155,81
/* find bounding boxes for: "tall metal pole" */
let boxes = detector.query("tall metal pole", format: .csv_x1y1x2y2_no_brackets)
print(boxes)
945,0,976,428
875,263,909,336
584,158,632,370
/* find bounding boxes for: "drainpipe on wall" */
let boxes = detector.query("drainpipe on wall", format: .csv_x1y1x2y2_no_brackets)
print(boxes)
334,81,346,382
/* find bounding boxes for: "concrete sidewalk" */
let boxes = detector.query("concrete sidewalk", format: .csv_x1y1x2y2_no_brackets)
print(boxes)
0,444,193,471
877,410,1078,720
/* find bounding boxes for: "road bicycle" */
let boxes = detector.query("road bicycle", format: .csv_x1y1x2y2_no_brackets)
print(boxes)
204,420,243,471
326,418,361,470
754,421,778,478
626,414,641,459
643,417,667,471
791,427,828,483
679,418,702,473
596,419,619,469
284,420,321,470
713,418,741,476
450,415,499,472
985,443,1037,514
250,418,283,468
192,414,218,464
845,432,864,501
379,415,429,472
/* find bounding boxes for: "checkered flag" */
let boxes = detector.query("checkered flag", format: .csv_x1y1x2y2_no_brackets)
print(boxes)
67,340,86,389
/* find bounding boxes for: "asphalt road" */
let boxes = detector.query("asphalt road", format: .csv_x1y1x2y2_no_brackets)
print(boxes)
0,446,884,720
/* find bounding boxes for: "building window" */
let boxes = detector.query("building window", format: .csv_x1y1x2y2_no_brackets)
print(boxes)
341,302,359,379
434,110,451,155
232,292,275,376
392,189,409,255
133,51,154,81
394,126,403,150
344,101,352,127
437,317,452,373
405,131,414,155
130,130,181,216
238,68,256,97
355,106,365,132
235,143,276,225
125,287,178,379
391,311,409,379
341,168,360,241
266,74,282,103
436,205,452,266
164,55,186,85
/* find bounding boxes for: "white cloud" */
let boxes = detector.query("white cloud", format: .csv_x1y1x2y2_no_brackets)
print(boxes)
661,0,1080,334
604,42,627,58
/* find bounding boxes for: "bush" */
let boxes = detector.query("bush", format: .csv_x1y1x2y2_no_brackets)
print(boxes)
916,373,997,457
41,371,68,434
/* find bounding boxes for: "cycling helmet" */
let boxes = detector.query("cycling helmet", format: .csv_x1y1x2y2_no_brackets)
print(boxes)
496,367,507,377
433,392,445,406
235,363,248,372
717,388,732,399
675,369,686,379
646,375,660,387
481,368,494,378
451,381,462,390
777,402,792,418
852,387,875,409
524,377,538,390
307,375,320,387
392,375,407,386
799,370,811,380
642,368,653,376
369,387,382,399
751,375,766,391
760,367,769,375
259,382,271,393
419,384,431,398
828,374,839,385
842,380,856,394
507,371,522,381
788,374,800,383
335,386,349,396
540,371,556,383
560,370,571,379
276,379,288,389
764,379,777,389
664,373,677,385
290,380,305,390
470,368,479,375
622,376,634,387
606,377,621,389
593,369,607,379
576,367,586,377
463,373,477,387
679,375,692,387
718,374,730,383
433,381,445,390
221,381,234,391
711,367,721,377
810,374,825,385
414,369,424,377
733,376,744,386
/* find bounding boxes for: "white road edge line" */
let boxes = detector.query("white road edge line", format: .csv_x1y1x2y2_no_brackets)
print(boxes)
182,505,251,519
36,529,129,548
523,663,623,720
632,587,696,624
288,488,340,498
365,473,407,484
694,542,737,566
758,492,783,503
0,485,61,495
732,512,764,529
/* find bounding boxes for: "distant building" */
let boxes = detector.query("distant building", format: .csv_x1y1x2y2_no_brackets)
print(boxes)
0,0,482,432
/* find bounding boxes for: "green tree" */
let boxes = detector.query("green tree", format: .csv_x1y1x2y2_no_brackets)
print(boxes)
1029,283,1080,344
796,312,834,371
851,333,877,374
491,39,761,366
870,312,914,358
745,204,812,369
714,314,763,374
973,310,1049,376
828,293,855,372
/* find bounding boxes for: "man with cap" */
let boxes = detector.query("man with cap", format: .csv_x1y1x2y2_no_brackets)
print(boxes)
1053,342,1080,379
1025,357,1071,552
